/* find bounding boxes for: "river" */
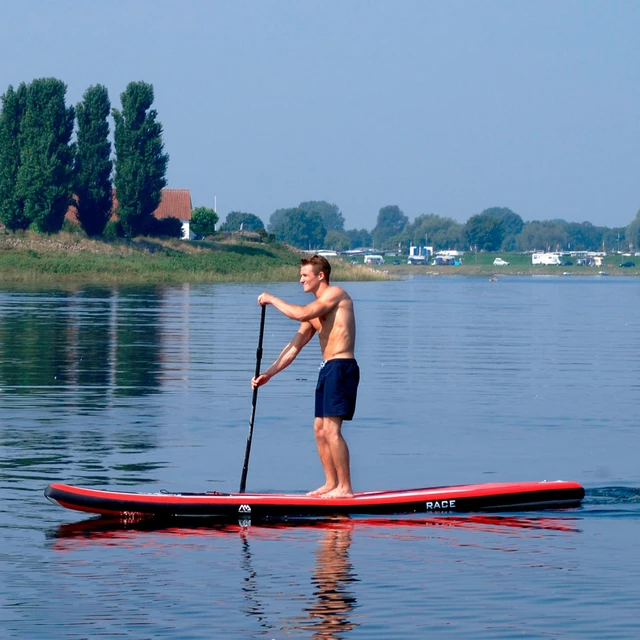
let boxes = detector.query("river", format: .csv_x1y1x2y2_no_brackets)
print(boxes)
1,276,639,638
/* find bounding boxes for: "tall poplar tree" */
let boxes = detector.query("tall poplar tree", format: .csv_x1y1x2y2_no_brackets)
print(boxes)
14,78,75,233
0,83,28,230
74,85,113,236
113,82,168,237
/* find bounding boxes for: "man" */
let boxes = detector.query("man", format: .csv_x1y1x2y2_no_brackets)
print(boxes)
251,255,359,498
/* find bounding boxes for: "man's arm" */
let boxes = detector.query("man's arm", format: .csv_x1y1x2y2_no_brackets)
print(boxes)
258,289,340,322
251,322,315,389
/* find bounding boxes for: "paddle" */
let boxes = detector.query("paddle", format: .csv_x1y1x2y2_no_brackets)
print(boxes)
239,304,266,493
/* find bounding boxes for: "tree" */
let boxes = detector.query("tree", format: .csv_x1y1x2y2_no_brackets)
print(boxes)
14,78,76,233
345,228,372,249
515,220,568,252
267,207,288,233
405,214,464,250
74,85,113,236
372,205,408,249
465,214,505,251
0,83,28,230
480,207,524,236
220,211,265,232
565,221,602,251
298,201,345,232
113,82,168,237
149,216,183,238
269,207,326,248
626,208,640,251
604,226,627,252
324,230,351,251
191,206,219,236
479,207,524,250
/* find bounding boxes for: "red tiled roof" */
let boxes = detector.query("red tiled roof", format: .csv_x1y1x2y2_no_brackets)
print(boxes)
153,189,192,221
66,189,192,223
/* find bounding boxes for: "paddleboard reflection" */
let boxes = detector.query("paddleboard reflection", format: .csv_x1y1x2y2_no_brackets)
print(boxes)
49,513,582,544
48,514,581,639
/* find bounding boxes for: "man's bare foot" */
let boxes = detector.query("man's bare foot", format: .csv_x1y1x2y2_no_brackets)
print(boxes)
307,484,336,496
321,487,354,499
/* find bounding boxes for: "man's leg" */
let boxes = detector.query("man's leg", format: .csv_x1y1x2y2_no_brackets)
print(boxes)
307,416,339,496
320,416,354,499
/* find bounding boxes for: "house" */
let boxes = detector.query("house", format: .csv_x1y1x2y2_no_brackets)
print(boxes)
66,189,194,240
151,189,194,240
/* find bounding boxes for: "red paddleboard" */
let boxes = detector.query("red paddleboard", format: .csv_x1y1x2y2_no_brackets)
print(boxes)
45,480,584,520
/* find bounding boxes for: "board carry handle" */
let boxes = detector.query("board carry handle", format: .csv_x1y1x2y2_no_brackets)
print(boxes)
239,304,266,493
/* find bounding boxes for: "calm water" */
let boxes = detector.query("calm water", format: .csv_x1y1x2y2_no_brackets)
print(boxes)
1,276,639,639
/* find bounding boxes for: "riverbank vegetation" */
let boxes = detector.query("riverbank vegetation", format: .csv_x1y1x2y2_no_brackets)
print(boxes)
0,231,385,284
263,202,637,257
2,77,638,268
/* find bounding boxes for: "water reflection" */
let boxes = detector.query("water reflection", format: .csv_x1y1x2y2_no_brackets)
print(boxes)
0,290,74,392
48,513,581,638
114,288,163,398
294,522,358,639
0,287,165,406
48,513,583,543
240,529,276,634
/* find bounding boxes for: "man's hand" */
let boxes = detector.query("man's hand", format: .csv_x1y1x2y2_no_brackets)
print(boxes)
257,293,274,306
251,373,271,390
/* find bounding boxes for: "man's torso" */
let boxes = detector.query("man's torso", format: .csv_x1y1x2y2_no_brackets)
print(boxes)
309,286,356,360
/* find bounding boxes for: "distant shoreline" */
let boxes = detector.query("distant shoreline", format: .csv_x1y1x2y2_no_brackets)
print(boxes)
1,233,636,284
380,265,638,277
356,252,639,278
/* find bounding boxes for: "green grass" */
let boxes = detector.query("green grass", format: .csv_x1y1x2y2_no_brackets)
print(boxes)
0,232,386,284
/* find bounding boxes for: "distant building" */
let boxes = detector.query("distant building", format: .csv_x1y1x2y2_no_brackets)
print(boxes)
66,189,194,240
151,189,194,240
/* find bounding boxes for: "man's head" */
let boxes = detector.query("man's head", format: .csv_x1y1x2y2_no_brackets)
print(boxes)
300,255,331,293
301,255,331,282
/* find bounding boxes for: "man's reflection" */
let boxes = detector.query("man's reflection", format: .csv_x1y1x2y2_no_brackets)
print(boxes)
294,521,359,639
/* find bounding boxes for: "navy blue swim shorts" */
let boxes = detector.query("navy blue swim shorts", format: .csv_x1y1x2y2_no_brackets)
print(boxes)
315,358,360,420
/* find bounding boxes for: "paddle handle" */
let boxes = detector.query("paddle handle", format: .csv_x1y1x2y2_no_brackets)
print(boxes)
239,304,266,493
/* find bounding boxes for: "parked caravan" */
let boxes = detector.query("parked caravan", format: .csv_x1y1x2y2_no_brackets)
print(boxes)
364,254,385,265
532,252,562,266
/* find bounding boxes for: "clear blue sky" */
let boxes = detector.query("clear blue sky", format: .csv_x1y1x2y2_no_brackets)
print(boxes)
1,0,638,230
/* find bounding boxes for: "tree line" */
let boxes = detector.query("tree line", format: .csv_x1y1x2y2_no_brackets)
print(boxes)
220,203,634,254
3,78,637,252
0,78,174,238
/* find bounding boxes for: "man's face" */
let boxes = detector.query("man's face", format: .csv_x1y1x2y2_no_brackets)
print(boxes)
300,264,323,293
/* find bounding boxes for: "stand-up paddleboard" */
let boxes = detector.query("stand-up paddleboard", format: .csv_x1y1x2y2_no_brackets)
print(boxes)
45,480,584,520
44,313,584,521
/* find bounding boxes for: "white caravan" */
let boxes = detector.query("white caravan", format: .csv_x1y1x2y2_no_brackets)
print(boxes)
532,252,562,266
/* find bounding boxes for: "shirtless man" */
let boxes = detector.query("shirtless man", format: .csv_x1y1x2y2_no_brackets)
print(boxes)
251,255,359,499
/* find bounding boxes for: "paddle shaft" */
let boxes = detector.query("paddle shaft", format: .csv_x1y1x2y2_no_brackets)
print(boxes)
239,304,266,493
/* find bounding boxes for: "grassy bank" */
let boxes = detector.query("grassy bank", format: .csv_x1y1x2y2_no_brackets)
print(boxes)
0,232,385,284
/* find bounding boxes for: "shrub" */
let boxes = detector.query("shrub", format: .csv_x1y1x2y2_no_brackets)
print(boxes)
149,216,183,238
103,220,124,239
